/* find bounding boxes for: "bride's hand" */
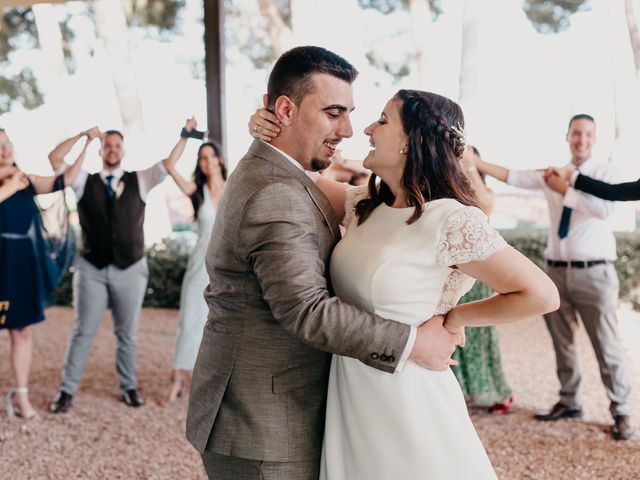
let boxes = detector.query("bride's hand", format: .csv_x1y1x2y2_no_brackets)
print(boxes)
248,108,281,142
443,308,466,347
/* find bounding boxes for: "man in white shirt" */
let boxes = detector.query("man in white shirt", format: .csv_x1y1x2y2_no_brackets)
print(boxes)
472,114,633,441
46,128,167,413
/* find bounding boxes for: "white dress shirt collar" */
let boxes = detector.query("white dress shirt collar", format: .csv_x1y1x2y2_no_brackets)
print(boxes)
100,167,125,183
259,140,305,172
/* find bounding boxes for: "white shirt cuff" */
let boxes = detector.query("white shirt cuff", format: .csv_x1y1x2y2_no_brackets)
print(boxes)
395,325,417,372
570,170,579,186
563,186,580,209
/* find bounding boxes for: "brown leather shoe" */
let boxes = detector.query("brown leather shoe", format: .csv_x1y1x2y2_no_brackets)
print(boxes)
534,402,583,421
612,415,635,441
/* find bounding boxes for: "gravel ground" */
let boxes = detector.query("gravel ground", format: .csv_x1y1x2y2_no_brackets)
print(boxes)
1,306,638,479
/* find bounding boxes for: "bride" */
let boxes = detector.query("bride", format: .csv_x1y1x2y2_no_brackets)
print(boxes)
250,89,559,479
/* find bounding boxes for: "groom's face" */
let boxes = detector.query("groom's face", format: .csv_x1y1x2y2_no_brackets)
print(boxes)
289,73,355,171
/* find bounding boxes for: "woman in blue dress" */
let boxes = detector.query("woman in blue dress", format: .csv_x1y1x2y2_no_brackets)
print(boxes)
161,118,226,405
1,127,94,419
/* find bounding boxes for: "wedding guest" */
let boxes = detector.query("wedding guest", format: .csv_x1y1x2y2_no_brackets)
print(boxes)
476,114,634,441
1,127,90,419
162,118,226,405
452,146,512,413
48,128,168,413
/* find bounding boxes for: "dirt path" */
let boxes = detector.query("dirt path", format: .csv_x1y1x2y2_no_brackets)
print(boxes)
1,307,638,479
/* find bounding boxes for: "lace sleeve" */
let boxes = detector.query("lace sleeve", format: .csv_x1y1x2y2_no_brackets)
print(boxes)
435,207,508,266
342,184,369,228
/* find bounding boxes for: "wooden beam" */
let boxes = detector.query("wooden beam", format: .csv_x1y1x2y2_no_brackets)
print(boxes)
203,0,225,155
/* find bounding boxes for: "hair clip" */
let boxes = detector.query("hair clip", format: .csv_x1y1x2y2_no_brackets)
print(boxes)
450,122,464,137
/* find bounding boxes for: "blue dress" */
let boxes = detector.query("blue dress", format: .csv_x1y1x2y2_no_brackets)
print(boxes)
0,184,44,330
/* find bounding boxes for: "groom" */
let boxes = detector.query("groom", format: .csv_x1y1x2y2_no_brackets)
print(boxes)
186,46,463,479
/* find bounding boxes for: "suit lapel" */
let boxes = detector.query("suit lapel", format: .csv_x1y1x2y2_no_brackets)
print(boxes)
248,140,341,241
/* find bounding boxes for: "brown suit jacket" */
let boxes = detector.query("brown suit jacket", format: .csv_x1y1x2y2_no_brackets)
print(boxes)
186,140,410,462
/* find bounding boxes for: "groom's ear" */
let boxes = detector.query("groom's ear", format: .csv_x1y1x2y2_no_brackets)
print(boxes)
274,95,296,127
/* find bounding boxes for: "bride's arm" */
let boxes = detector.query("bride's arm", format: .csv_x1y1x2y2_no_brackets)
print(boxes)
308,172,349,223
445,248,559,329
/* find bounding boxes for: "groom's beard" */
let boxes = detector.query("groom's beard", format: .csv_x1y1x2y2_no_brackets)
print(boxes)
310,157,332,172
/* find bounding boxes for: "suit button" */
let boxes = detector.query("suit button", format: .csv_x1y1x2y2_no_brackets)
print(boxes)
388,355,396,363
380,354,388,362
371,353,379,360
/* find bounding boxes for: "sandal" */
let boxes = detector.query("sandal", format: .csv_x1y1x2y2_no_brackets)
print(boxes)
4,387,39,420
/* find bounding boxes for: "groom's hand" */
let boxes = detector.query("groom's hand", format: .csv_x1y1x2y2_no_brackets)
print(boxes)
409,315,464,371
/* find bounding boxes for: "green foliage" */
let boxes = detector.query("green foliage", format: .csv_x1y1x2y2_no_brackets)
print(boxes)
125,0,186,32
523,0,591,34
358,0,443,19
0,8,43,113
0,67,43,114
0,8,38,60
365,50,412,83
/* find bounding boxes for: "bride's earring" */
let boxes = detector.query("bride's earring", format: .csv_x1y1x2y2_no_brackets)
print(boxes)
400,146,408,155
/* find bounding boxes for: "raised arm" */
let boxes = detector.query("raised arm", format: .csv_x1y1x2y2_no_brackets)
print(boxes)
29,131,98,194
163,117,198,197
48,126,98,171
307,172,350,222
462,147,494,216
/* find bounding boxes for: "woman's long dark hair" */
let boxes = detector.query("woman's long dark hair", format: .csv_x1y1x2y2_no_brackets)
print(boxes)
191,141,227,218
355,90,478,225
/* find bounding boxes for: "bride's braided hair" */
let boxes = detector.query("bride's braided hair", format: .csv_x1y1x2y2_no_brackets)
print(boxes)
356,90,478,225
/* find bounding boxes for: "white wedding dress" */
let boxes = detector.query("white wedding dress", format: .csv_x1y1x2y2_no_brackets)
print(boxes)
172,187,217,370
320,186,506,480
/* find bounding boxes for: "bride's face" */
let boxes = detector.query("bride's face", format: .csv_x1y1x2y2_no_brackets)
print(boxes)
363,98,408,185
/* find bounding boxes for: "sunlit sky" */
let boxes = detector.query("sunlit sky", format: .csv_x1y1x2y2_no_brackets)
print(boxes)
2,0,639,239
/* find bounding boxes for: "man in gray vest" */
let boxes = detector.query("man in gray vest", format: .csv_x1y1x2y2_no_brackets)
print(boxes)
187,46,464,479
48,128,167,412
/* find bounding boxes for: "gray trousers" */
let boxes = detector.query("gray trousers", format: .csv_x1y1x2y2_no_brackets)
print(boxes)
544,263,631,417
201,451,319,480
60,256,148,394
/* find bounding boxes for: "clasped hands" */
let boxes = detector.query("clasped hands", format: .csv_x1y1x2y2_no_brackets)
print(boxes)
0,165,29,192
543,166,573,195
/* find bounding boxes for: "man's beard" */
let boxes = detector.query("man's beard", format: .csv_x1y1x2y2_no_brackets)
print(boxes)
104,157,122,168
310,157,332,172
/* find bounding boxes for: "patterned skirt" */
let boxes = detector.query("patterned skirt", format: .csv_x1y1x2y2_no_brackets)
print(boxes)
451,282,512,406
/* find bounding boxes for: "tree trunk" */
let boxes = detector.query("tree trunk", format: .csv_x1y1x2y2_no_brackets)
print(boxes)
458,0,481,139
257,0,293,57
624,0,640,77
407,0,432,88
93,0,145,132
32,3,66,94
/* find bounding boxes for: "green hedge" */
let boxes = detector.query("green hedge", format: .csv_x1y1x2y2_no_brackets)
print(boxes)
53,230,640,310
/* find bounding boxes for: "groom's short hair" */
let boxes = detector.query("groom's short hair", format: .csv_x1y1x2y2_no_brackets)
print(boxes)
267,46,358,111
